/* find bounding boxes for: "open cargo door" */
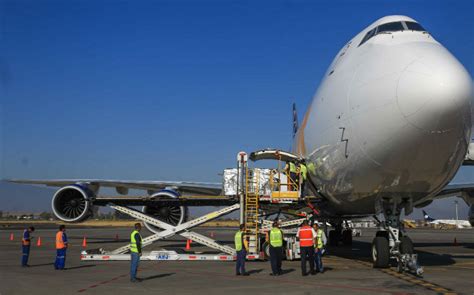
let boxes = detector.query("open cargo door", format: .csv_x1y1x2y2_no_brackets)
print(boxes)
249,149,302,163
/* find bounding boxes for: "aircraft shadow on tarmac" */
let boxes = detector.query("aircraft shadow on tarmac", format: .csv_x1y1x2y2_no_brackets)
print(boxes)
414,242,474,248
328,240,465,267
141,273,175,281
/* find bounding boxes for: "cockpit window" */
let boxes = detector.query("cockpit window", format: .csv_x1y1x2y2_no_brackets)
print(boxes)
376,22,405,34
405,21,426,31
358,21,427,47
358,28,376,46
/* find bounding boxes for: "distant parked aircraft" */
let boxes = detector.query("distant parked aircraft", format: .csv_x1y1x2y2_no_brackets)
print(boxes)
422,210,472,228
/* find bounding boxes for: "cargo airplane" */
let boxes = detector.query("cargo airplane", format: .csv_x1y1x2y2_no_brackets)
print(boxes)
10,15,474,269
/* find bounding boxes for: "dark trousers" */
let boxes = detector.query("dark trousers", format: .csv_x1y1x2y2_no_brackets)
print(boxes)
269,246,283,274
290,172,298,190
54,248,67,270
21,245,30,266
236,249,246,274
300,246,315,275
300,180,306,197
130,253,140,280
315,248,324,272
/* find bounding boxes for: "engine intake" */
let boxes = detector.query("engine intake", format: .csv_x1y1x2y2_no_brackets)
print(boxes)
52,185,93,222
142,190,188,233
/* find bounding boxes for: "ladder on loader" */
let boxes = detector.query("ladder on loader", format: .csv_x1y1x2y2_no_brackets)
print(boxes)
244,168,260,255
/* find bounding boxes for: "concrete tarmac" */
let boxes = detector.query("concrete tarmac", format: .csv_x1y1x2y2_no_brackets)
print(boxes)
1,226,473,295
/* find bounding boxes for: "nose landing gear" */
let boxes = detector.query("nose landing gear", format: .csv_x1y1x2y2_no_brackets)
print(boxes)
372,198,424,277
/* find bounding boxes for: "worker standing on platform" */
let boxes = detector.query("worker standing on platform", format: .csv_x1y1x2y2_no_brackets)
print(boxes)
130,223,143,282
285,161,298,190
235,224,249,276
297,220,316,276
21,226,35,267
266,221,284,276
313,222,327,273
299,162,308,197
54,225,68,270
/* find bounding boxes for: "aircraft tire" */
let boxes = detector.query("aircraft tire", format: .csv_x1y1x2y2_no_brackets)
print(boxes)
262,241,270,260
400,236,414,254
372,236,389,268
328,230,338,246
342,229,353,246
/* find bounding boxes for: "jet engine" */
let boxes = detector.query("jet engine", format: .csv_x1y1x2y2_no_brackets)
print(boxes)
51,185,94,222
142,190,189,233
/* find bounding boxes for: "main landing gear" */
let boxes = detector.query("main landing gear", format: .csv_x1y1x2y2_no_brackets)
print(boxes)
372,199,423,277
328,220,353,246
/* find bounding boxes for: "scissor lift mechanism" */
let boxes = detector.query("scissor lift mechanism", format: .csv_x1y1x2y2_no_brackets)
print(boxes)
81,150,308,262
81,204,241,261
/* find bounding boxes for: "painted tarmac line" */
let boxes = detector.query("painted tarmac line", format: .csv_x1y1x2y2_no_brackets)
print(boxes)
158,265,417,295
76,265,154,292
353,259,458,295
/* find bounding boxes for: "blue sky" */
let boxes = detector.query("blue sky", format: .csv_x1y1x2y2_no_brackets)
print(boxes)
1,0,473,217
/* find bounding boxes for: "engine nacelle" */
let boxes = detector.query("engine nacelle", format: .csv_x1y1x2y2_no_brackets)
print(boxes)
142,190,189,233
52,185,94,222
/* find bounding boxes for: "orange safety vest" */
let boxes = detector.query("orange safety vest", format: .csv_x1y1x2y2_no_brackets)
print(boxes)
22,230,30,246
298,225,314,247
56,231,65,249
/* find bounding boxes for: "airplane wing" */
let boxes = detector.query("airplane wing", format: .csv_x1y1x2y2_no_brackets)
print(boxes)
462,142,474,165
8,179,222,196
433,183,474,206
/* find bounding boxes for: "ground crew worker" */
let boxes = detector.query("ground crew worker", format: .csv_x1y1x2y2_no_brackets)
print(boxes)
299,162,308,197
21,226,35,267
297,220,316,276
130,223,143,282
235,224,249,276
54,225,68,270
285,161,298,190
313,222,327,273
266,221,283,276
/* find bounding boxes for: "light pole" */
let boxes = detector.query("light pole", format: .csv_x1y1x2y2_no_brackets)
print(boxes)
455,200,459,225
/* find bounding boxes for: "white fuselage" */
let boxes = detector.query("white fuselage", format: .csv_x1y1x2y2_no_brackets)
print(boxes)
294,16,473,215
429,220,472,229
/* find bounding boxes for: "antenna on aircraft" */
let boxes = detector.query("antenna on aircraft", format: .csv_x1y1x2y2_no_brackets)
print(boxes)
292,102,298,138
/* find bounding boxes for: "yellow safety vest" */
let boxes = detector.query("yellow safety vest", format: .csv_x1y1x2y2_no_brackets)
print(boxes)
307,162,316,175
316,229,323,249
300,164,307,180
269,228,283,247
130,230,141,253
235,230,243,251
289,162,297,173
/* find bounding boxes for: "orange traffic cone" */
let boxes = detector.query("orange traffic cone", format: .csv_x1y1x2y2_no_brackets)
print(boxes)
36,236,42,247
454,237,459,246
9,233,14,241
82,236,87,248
185,239,191,250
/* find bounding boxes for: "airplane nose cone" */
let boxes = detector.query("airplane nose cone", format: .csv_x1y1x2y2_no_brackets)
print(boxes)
397,47,473,133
